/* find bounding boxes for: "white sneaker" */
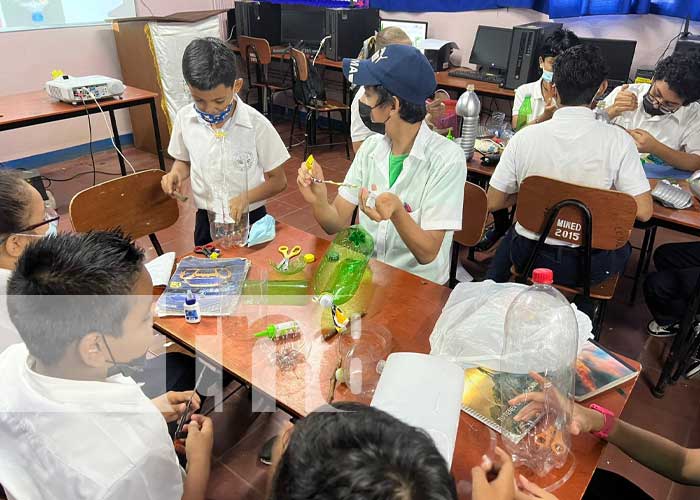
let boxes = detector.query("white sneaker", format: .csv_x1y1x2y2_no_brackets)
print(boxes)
647,320,678,338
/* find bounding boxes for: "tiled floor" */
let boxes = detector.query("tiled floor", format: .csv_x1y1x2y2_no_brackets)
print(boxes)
36,117,700,499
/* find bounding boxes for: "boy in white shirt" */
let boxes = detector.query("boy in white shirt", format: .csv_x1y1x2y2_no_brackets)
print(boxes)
161,37,290,245
298,45,466,285
0,231,213,500
486,45,653,286
604,53,700,172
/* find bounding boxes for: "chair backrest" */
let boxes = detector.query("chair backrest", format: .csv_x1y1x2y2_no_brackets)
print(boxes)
290,48,309,83
237,36,253,63
247,36,272,65
515,176,637,250
69,169,179,241
455,182,487,247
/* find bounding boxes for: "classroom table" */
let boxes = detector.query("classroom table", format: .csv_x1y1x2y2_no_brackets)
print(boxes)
0,86,165,174
154,222,639,499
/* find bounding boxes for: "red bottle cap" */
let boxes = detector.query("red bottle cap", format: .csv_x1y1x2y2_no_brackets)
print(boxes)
532,268,553,284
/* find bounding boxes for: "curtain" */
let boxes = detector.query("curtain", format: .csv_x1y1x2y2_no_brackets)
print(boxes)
368,0,700,20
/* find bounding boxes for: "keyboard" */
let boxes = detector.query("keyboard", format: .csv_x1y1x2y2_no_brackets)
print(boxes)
447,69,504,85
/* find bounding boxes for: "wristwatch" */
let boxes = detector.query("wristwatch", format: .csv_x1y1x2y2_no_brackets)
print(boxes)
589,404,616,440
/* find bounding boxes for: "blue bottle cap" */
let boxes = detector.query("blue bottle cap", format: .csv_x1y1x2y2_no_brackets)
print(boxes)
185,290,196,305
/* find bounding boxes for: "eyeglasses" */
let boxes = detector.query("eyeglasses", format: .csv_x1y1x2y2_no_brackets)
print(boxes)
647,84,682,114
17,207,60,234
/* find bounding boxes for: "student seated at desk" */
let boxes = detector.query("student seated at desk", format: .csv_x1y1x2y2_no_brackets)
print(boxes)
604,53,700,172
161,37,290,246
478,29,580,253
351,29,445,153
298,45,467,285
267,402,458,499
0,171,58,354
0,231,213,500
485,45,653,286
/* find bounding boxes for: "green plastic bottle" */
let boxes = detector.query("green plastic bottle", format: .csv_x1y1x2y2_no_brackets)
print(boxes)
313,225,375,306
516,95,532,130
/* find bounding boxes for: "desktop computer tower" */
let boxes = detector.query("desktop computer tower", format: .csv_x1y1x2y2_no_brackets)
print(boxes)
325,8,380,61
234,1,282,46
504,21,562,90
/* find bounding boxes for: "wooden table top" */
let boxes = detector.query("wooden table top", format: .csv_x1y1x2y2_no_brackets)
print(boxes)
154,222,638,498
0,86,158,128
435,70,515,98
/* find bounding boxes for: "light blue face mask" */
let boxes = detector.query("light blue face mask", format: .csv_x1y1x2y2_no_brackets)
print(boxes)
45,219,58,237
194,99,234,125
542,69,554,83
247,214,276,247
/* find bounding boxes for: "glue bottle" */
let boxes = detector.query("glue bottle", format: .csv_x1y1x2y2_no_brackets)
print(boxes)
184,290,201,324
254,321,301,341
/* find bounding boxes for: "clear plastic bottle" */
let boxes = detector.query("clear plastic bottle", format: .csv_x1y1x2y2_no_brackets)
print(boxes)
209,150,251,248
498,268,578,479
456,84,481,161
595,101,609,123
313,225,375,306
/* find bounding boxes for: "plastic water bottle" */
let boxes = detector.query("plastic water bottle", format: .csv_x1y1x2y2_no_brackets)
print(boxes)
499,268,578,479
595,101,609,123
456,84,481,161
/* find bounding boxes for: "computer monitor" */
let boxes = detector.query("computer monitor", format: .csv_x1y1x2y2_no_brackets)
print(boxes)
380,19,428,52
579,37,637,83
470,26,513,73
281,4,327,48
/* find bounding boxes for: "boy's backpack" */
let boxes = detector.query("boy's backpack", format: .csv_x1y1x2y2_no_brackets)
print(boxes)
292,52,327,107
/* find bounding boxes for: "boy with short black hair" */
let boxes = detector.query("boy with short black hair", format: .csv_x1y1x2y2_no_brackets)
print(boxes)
604,53,700,172
162,37,290,246
268,402,458,500
0,231,213,500
486,45,653,286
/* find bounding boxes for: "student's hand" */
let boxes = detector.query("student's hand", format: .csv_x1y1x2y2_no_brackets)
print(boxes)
151,390,201,423
228,194,247,222
471,446,516,500
161,171,183,198
183,414,214,463
629,129,660,155
359,186,402,222
297,159,328,205
541,98,557,121
610,84,638,118
426,96,446,120
515,475,559,500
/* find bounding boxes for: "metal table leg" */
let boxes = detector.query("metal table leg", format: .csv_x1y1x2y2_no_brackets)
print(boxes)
149,98,166,171
108,108,126,176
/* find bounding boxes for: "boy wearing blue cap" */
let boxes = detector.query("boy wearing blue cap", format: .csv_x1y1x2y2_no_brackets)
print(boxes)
297,45,466,284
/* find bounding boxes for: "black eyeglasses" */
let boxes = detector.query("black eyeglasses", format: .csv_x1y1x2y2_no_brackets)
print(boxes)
647,84,682,114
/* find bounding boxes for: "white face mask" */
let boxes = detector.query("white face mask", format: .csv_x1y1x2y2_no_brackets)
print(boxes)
542,69,554,83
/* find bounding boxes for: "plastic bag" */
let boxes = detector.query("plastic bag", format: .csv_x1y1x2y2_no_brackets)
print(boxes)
429,281,592,370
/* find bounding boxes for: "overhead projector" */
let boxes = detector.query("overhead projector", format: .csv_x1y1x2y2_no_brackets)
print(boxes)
45,75,125,105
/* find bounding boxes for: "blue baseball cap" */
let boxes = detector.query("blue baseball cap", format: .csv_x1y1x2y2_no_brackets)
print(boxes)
343,44,437,106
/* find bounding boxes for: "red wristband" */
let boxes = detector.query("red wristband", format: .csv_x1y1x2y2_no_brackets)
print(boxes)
589,404,616,440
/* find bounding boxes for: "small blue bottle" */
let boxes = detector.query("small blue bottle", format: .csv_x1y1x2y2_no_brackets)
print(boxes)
184,290,201,324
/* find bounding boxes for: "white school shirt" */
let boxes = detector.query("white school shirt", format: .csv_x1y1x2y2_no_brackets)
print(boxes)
604,83,700,156
512,78,548,124
489,107,650,244
168,96,290,213
338,122,466,284
350,86,376,143
0,343,184,500
0,268,20,355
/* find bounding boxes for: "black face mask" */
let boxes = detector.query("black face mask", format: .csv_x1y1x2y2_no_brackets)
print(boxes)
102,334,147,379
643,92,669,117
358,101,386,135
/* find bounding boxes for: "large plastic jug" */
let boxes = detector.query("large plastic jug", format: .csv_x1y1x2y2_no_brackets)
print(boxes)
456,84,481,161
498,268,578,482
313,225,375,306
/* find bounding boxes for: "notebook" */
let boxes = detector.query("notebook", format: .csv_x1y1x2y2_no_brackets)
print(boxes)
461,367,541,444
155,256,250,317
574,340,639,402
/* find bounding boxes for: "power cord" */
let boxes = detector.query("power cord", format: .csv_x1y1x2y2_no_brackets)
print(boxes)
656,18,687,66
79,95,97,186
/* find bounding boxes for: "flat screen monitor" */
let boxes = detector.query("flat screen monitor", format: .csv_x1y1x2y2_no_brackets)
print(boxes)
380,18,428,52
469,25,513,72
579,37,637,83
281,4,327,47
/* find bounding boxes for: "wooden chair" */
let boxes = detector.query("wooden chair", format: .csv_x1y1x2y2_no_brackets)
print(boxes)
288,48,350,159
69,169,179,256
512,176,638,340
238,36,290,118
449,182,488,288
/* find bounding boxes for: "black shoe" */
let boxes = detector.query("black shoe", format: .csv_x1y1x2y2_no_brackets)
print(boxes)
259,436,277,465
647,321,679,338
475,227,504,252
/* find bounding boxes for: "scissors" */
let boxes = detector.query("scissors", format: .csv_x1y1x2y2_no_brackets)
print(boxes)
194,243,220,259
277,245,301,271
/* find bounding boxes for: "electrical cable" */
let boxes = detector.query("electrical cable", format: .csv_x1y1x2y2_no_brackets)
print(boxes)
79,95,97,185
